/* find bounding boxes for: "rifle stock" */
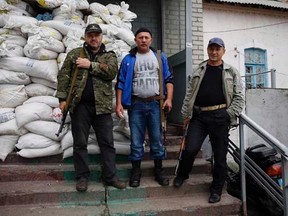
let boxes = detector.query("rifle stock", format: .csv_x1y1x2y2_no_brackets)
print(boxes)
56,107,68,137
174,124,189,175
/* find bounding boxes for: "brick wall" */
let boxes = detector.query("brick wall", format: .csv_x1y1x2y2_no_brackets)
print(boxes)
163,0,204,66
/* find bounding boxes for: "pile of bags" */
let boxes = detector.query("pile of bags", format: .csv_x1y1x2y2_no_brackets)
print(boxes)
0,0,136,161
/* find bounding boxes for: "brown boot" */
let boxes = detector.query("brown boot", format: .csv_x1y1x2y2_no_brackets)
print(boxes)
76,177,88,192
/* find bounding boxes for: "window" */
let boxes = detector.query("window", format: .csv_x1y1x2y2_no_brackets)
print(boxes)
244,48,267,89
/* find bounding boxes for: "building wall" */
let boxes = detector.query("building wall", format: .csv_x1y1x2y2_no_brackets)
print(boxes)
245,89,288,148
163,0,204,67
203,3,288,88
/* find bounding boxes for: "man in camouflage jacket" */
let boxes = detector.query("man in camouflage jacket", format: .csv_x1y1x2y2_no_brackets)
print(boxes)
56,24,126,192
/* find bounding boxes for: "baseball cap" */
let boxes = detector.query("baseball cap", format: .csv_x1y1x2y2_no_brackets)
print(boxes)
134,27,152,37
208,37,225,48
85,24,102,34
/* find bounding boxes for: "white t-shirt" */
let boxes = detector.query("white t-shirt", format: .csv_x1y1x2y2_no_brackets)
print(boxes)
132,50,159,98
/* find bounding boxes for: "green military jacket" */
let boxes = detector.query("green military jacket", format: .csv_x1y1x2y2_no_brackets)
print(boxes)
56,44,118,114
181,60,245,127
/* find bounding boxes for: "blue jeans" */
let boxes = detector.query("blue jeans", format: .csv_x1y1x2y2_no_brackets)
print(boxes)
128,100,166,161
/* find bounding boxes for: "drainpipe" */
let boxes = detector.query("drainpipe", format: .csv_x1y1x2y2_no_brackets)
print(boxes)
185,0,193,80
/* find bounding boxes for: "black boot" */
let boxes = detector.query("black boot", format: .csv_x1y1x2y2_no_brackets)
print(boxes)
154,159,169,186
129,160,141,187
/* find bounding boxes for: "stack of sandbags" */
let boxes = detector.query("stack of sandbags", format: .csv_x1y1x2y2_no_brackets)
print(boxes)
0,0,136,160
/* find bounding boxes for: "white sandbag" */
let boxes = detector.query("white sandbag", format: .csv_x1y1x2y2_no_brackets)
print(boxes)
61,130,96,151
25,83,56,97
21,24,62,41
62,29,84,51
106,3,121,15
0,34,27,47
0,135,19,161
114,141,131,155
86,15,105,26
31,77,57,89
0,84,28,108
10,0,36,16
57,52,67,70
26,34,65,53
87,144,100,154
114,26,135,46
0,118,28,135
52,7,83,18
2,14,38,29
0,57,58,83
36,0,62,9
16,133,59,149
40,20,84,36
0,28,27,37
63,146,72,158
118,1,137,22
0,69,31,85
113,131,130,142
15,102,53,128
24,44,58,60
89,2,110,16
24,120,68,141
17,143,62,158
0,108,14,114
23,95,59,108
0,109,15,123
0,2,32,17
0,43,24,57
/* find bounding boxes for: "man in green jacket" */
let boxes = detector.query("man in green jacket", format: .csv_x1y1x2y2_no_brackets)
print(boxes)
56,24,126,192
173,37,244,203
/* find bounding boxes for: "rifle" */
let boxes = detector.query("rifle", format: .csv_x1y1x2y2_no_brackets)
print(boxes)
56,48,85,137
174,124,189,175
157,50,167,154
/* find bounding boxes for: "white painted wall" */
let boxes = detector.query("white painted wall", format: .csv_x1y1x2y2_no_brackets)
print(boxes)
245,89,288,148
203,7,288,88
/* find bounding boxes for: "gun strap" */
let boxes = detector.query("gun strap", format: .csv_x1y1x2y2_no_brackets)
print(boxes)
65,48,86,110
157,50,166,133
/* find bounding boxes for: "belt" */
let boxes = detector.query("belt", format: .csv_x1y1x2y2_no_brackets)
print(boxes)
194,104,226,112
132,95,165,102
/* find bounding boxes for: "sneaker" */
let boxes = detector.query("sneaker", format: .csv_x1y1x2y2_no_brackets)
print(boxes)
105,180,127,189
76,177,88,192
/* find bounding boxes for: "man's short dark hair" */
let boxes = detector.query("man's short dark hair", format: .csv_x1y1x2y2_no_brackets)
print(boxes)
134,27,152,37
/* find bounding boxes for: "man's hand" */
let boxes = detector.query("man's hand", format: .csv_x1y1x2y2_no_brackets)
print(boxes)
76,57,90,69
59,101,67,113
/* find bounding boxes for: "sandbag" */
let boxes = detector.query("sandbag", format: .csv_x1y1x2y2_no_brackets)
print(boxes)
15,102,53,128
16,133,59,149
0,135,19,161
17,143,62,158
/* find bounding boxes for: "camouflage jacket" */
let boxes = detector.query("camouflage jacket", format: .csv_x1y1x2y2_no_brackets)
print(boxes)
56,43,118,114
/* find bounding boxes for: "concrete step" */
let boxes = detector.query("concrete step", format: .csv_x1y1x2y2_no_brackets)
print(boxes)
0,192,241,216
0,159,212,182
0,174,235,207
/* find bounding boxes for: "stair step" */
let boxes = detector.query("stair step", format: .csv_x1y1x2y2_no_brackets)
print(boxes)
0,174,213,206
0,159,212,182
0,192,241,216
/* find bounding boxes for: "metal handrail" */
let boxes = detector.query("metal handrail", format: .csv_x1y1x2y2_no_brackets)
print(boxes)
237,113,288,216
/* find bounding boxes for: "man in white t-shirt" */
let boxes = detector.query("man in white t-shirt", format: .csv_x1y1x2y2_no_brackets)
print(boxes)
115,28,174,187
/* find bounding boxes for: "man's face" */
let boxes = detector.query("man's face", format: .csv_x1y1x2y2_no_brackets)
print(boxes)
207,44,225,64
134,32,152,53
85,32,103,51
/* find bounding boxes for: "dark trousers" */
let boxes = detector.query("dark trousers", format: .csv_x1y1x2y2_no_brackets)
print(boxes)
176,108,230,195
70,102,117,183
